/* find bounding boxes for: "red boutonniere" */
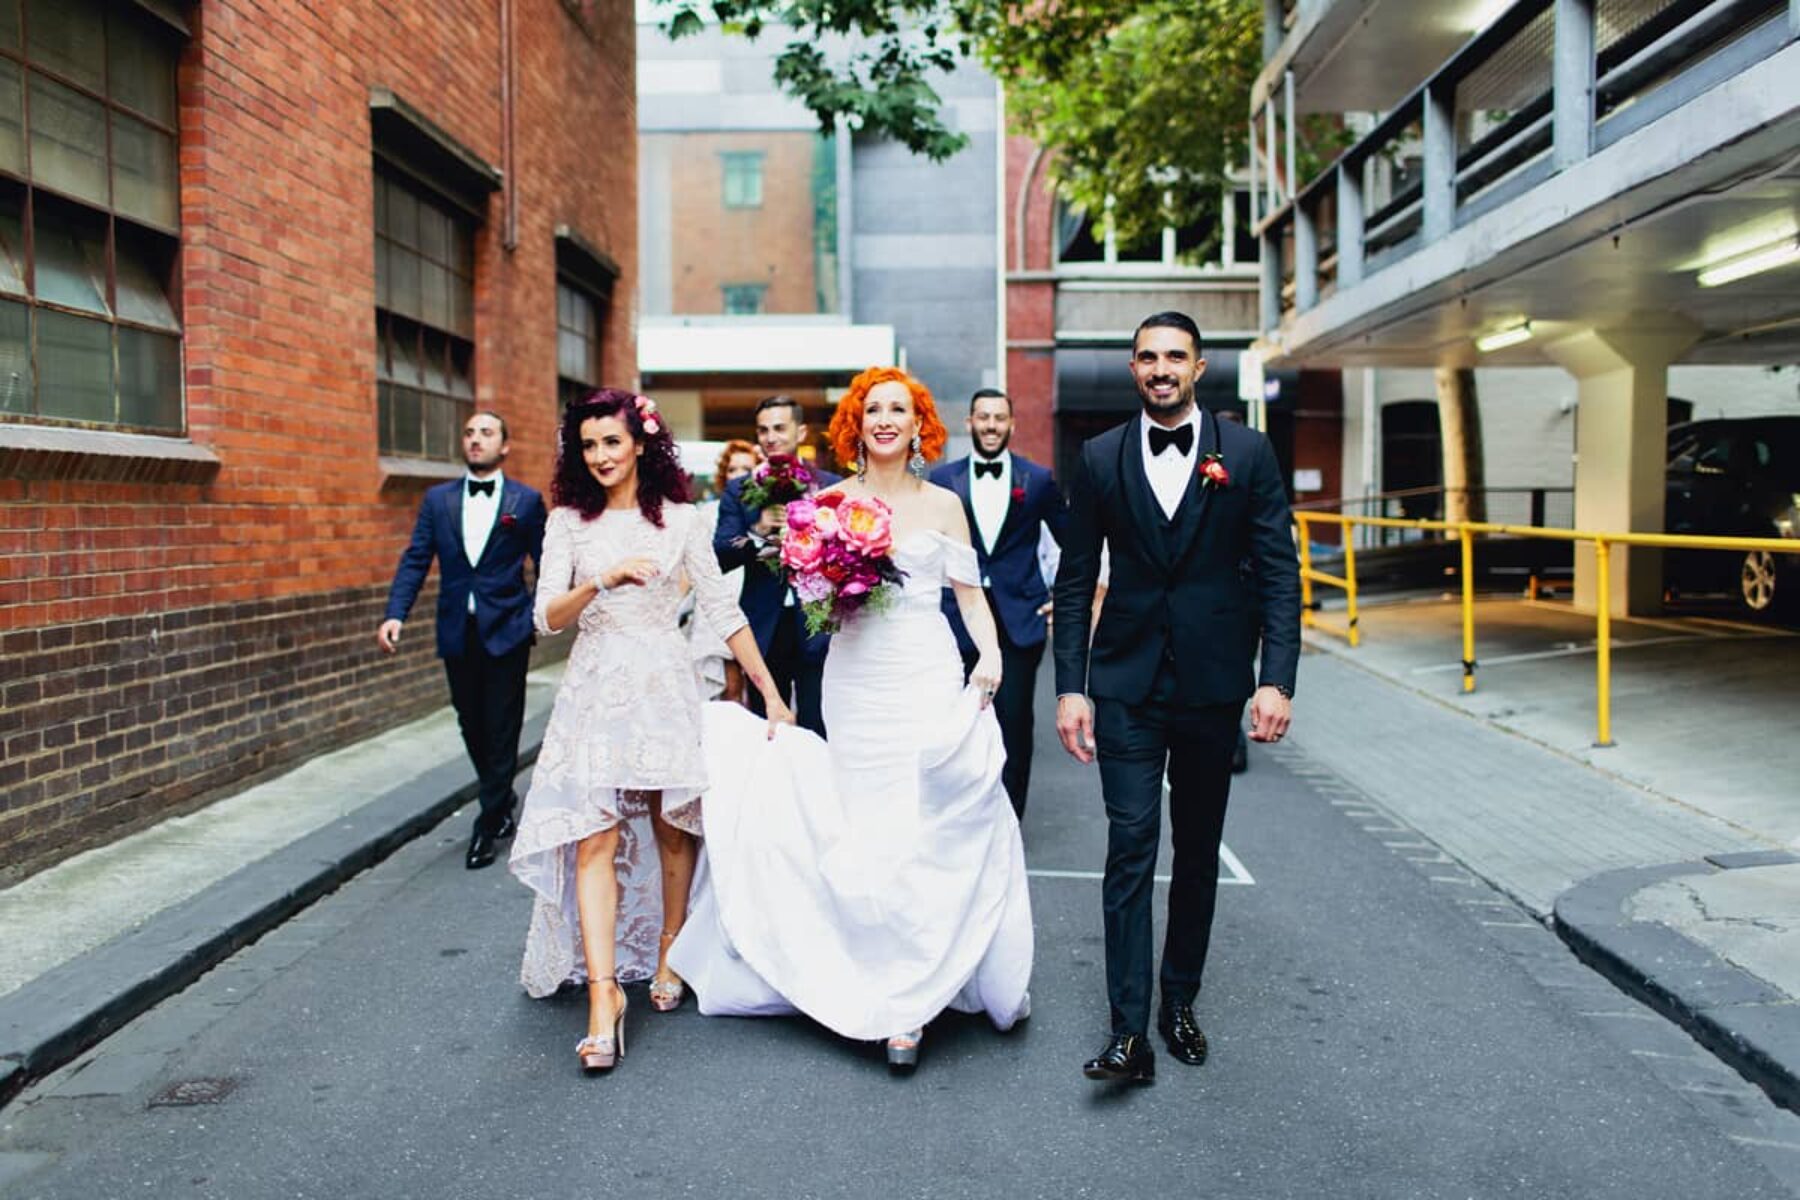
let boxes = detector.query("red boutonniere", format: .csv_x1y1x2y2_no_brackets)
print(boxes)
1198,452,1230,490
1010,485,1026,504
499,512,518,529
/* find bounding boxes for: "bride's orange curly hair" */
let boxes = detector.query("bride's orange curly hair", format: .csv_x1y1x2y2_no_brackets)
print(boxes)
826,366,948,470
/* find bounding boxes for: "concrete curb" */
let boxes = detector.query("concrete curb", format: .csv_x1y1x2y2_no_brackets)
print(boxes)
1552,850,1800,1117
0,711,548,1109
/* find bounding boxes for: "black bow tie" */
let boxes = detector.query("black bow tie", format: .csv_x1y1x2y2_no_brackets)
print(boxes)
1148,424,1194,458
467,479,495,497
973,459,1003,480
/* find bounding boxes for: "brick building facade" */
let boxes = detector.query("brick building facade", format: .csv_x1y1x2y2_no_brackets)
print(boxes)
0,0,637,881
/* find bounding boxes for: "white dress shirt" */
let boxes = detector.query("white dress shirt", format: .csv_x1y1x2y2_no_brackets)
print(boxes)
462,470,503,613
1140,409,1201,521
968,452,1012,552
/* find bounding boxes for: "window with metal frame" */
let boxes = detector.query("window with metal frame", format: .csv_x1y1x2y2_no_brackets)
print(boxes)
721,151,764,209
721,283,766,315
556,277,604,411
374,169,476,461
0,0,182,430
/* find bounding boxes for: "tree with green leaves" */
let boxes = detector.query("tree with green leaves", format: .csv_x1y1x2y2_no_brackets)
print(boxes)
653,1,1264,253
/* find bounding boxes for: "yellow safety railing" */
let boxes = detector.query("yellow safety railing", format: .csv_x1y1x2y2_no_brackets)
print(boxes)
1293,511,1800,746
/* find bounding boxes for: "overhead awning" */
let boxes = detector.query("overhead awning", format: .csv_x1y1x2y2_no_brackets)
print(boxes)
638,319,896,376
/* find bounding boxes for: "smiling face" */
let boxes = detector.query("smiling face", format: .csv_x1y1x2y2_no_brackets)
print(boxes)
860,380,917,463
755,402,806,459
581,414,642,495
1130,325,1205,422
725,450,757,482
968,393,1012,458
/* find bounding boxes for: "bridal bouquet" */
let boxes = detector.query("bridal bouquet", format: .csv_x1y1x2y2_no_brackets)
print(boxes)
779,493,906,635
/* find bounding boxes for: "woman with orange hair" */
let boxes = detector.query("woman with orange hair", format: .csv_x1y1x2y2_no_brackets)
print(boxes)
672,366,1034,1076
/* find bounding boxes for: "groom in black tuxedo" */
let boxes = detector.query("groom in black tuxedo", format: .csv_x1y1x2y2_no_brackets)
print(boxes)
1052,312,1300,1083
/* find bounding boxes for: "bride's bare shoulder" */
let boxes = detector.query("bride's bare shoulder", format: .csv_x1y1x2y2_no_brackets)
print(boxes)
924,483,971,537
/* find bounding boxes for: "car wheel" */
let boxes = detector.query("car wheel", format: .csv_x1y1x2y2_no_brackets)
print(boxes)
1738,549,1779,615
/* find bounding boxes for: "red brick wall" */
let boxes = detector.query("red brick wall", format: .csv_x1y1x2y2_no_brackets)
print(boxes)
1004,136,1057,466
0,0,637,880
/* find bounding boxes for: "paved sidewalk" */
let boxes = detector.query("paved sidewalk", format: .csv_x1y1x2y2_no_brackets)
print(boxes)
0,663,563,1103
1293,600,1799,1112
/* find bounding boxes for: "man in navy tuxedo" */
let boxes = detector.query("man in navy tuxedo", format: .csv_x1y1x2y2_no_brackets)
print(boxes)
713,395,838,736
378,411,547,869
932,388,1065,819
1054,312,1299,1083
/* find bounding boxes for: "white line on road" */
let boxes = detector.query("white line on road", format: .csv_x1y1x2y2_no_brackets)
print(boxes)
1028,842,1255,887
1408,634,1706,673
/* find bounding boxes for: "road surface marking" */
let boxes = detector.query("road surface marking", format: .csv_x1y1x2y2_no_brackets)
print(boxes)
1028,843,1254,887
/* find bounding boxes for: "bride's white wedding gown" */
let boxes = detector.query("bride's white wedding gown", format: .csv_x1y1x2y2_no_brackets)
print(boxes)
668,530,1034,1040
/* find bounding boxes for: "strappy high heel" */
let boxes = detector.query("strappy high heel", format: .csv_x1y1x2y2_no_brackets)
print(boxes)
649,931,686,1013
886,1028,922,1075
576,978,627,1072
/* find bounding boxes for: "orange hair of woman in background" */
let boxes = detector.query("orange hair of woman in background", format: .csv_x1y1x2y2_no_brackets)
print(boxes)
826,366,948,471
713,438,759,496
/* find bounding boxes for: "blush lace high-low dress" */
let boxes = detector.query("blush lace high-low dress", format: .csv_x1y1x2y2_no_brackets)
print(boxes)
509,503,747,997
669,530,1034,1040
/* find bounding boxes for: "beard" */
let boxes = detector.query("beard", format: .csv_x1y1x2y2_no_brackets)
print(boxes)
973,429,1011,458
1138,377,1194,416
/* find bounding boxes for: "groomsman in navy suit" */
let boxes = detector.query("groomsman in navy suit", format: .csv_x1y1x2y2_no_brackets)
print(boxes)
714,395,838,736
378,411,547,869
933,388,1065,818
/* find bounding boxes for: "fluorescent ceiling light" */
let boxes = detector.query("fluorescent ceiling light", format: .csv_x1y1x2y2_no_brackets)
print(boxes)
1475,321,1532,353
1697,237,1800,288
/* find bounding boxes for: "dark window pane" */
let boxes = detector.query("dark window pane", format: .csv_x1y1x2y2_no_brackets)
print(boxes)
374,237,389,308
448,341,473,400
376,381,393,454
0,0,19,53
387,324,423,387
449,275,472,338
417,202,449,264
112,114,178,228
557,282,574,327
419,329,448,395
35,307,113,422
116,326,180,428
0,60,21,175
386,245,421,322
0,199,23,296
107,12,177,126
384,181,418,247
28,74,108,206
25,0,105,92
424,391,453,460
32,203,108,315
390,385,423,456
0,297,27,412
419,260,449,330
114,229,178,330
557,328,583,380
450,222,472,275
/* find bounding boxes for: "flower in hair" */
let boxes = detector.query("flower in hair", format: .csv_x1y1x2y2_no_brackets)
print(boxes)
643,417,661,435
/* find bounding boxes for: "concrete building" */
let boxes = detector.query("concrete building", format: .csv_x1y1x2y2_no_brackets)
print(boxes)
636,17,999,464
1251,0,1800,610
0,0,637,880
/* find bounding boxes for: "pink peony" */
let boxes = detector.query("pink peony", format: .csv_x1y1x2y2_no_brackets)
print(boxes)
838,497,893,557
780,526,825,572
811,502,840,538
785,498,817,533
792,571,833,603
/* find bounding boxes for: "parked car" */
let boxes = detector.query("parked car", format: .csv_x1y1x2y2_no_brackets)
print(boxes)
1663,417,1800,617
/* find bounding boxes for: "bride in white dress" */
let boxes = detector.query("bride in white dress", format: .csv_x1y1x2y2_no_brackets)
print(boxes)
670,367,1034,1074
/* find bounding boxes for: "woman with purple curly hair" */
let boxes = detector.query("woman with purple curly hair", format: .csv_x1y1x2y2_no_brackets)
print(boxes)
508,388,794,1073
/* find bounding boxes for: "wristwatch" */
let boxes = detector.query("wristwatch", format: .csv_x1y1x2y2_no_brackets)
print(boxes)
1269,684,1293,699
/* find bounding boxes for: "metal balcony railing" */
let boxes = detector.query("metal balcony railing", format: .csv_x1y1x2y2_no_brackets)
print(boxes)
1250,0,1796,335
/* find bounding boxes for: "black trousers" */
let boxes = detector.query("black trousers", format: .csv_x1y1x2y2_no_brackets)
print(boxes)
745,607,825,737
1093,664,1243,1036
443,616,532,836
961,624,1045,818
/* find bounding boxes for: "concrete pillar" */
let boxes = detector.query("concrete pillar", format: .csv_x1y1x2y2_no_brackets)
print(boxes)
1422,83,1457,242
1264,0,1284,58
1336,160,1365,288
1295,201,1319,312
1260,232,1283,334
1542,317,1700,616
1553,0,1595,170
1436,367,1486,523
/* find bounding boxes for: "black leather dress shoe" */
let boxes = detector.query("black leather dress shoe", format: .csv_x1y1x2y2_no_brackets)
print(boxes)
1082,1034,1155,1084
1158,1003,1209,1065
495,812,518,840
466,828,499,870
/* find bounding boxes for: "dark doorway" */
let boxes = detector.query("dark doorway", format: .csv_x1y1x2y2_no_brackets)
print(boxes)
1382,399,1442,520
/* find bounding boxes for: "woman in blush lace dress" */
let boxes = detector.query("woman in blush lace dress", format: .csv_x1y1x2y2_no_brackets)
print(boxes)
670,367,1034,1075
509,390,792,1074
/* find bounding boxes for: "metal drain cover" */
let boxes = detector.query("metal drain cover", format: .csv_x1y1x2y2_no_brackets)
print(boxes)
148,1076,241,1107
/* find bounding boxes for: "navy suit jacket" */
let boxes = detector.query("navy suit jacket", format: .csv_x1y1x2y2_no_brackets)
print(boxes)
713,467,841,663
932,453,1065,654
1052,413,1300,706
384,476,547,659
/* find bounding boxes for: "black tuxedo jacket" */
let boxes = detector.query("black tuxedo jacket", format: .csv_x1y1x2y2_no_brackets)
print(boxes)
930,452,1065,652
1052,412,1300,706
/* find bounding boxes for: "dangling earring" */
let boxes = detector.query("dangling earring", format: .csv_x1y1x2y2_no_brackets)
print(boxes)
856,439,868,476
909,434,926,479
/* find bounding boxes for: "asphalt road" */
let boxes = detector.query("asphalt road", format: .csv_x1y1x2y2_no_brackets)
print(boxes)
4,677,1797,1199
